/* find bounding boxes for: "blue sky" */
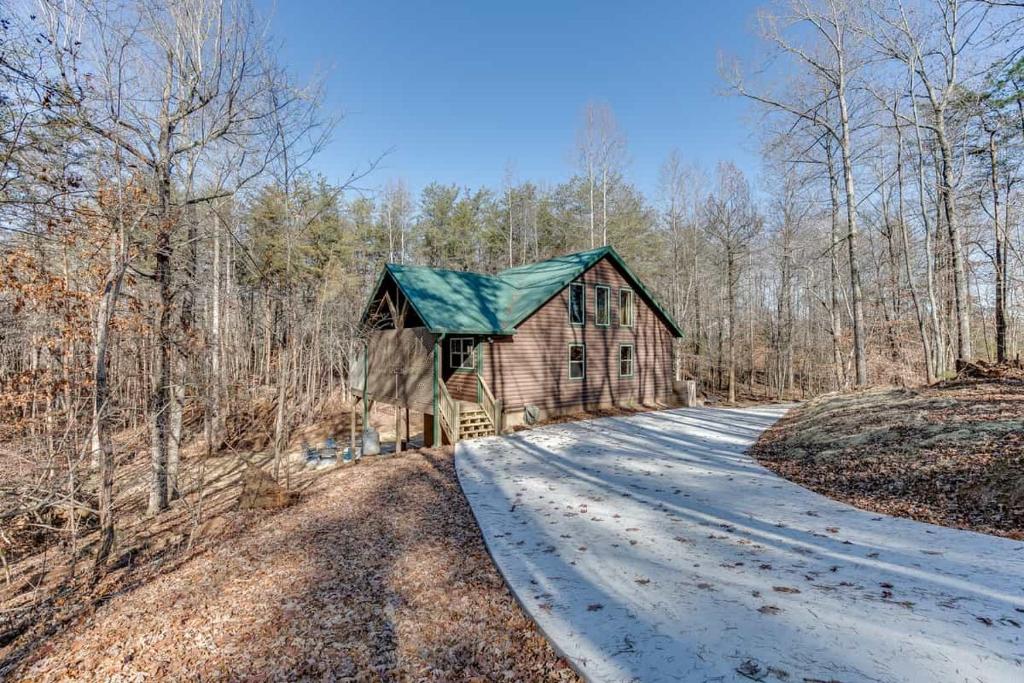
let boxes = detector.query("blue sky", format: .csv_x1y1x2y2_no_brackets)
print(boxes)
264,0,764,199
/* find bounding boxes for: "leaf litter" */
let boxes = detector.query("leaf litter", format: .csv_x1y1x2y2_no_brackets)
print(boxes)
7,448,579,681
751,379,1024,539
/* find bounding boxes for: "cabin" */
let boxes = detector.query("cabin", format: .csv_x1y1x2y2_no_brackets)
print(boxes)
352,245,685,446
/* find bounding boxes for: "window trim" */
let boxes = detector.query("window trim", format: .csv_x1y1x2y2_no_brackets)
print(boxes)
618,287,635,328
568,282,586,327
568,343,586,380
618,343,635,378
449,336,475,371
594,284,611,327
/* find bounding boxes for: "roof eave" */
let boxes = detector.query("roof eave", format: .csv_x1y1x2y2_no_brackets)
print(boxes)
361,264,440,332
604,246,685,338
432,327,517,336
357,267,390,327
502,246,611,330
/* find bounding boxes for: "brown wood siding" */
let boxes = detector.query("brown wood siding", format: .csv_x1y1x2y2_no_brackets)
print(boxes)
445,370,477,402
442,336,479,402
484,257,675,412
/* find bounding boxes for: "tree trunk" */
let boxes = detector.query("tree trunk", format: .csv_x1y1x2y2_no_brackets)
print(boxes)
895,113,935,383
148,176,172,516
989,131,1007,363
727,250,736,404
168,367,183,501
272,347,289,481
778,222,793,399
692,227,703,358
210,208,224,452
93,256,127,571
838,80,868,387
168,198,197,502
588,162,595,249
507,186,514,268
936,117,972,363
825,140,846,390
910,90,946,377
601,166,609,246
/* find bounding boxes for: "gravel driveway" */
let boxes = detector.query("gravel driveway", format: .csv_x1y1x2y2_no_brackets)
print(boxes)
456,406,1024,682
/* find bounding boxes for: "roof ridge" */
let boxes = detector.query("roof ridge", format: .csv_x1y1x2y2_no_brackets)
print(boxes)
497,245,611,276
387,262,503,279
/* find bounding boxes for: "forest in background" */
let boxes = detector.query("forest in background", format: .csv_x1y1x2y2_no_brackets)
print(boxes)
1,0,1023,579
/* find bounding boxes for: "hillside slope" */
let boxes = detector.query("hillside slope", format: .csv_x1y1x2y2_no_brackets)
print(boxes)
4,449,577,681
751,378,1024,538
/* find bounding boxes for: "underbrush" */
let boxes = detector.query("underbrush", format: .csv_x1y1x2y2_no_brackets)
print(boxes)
0,392,389,675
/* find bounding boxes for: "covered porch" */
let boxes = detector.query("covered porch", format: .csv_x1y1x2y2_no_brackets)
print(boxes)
352,331,503,448
353,275,503,447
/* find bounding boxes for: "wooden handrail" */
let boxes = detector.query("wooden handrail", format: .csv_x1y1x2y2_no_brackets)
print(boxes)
438,380,459,443
477,374,502,434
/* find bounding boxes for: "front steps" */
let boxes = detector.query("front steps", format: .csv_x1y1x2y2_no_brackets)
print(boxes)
458,402,496,440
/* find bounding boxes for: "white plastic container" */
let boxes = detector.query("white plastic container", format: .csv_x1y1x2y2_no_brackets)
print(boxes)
361,428,380,456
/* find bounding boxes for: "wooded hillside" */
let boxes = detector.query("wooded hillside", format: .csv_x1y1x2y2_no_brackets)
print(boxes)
1,0,1023,611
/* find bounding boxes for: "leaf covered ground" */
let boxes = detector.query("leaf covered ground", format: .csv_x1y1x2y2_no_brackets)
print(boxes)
4,448,579,681
751,378,1024,539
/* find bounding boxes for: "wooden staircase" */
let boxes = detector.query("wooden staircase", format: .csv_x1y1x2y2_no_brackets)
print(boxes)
458,402,496,439
436,374,502,445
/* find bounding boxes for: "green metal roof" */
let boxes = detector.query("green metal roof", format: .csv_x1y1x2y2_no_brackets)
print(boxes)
369,246,683,337
380,264,516,335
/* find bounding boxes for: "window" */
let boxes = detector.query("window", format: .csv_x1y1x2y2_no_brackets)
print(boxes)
618,288,635,327
595,285,610,326
619,344,635,378
449,337,475,370
569,282,585,326
569,343,586,379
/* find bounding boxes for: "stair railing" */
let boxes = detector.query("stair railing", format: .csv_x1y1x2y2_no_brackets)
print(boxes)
477,374,502,434
438,380,459,443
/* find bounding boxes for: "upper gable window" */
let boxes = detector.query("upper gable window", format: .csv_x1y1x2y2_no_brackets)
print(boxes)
449,337,475,370
595,285,610,327
569,282,585,326
619,288,635,327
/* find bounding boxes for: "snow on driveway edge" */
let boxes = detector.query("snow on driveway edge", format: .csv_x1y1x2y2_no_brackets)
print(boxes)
454,407,791,682
454,434,594,681
456,406,1024,683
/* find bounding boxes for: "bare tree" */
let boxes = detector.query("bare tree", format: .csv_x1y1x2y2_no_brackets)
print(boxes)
728,0,872,386
575,101,626,247
22,0,332,566
870,0,987,364
503,163,517,267
36,0,285,513
382,179,412,265
595,107,627,246
705,162,762,403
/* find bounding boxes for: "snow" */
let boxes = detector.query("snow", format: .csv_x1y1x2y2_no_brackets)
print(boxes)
455,406,1024,682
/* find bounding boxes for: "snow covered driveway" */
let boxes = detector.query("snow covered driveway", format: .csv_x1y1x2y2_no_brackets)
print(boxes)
455,406,1024,683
